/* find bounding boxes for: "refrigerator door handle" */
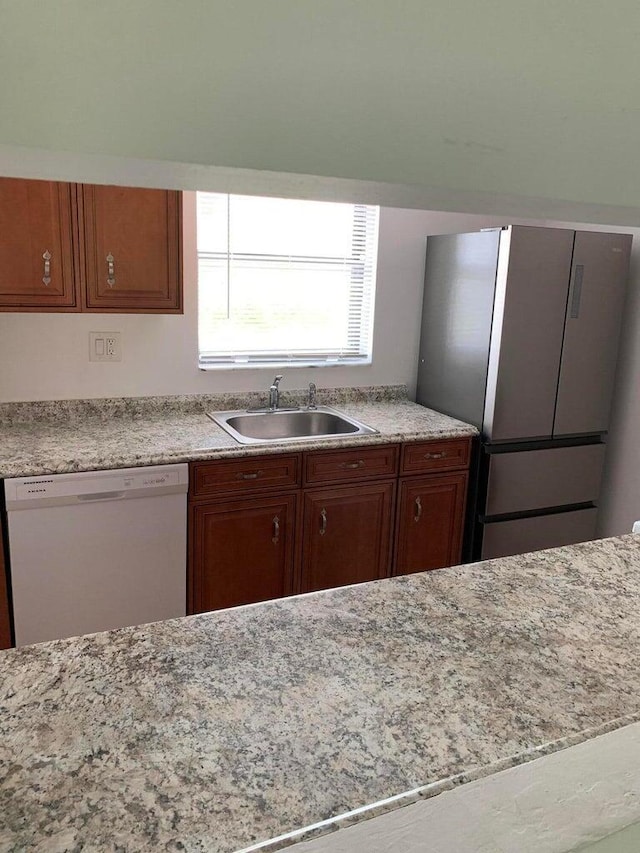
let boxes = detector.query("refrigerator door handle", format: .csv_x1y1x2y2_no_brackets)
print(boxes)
569,264,584,319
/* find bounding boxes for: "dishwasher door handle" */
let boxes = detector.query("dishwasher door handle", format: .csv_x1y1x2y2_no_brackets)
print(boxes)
77,491,127,502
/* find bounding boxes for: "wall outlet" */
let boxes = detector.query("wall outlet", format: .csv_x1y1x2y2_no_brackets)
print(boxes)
89,331,122,362
633,521,640,534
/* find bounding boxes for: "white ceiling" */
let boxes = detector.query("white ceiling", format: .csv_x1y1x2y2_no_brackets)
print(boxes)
1,1,638,215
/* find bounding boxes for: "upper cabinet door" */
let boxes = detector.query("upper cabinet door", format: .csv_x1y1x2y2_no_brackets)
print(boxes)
0,178,78,310
484,226,575,442
80,185,182,312
553,231,632,437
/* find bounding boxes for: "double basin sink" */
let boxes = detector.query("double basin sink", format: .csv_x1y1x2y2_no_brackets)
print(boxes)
208,406,378,445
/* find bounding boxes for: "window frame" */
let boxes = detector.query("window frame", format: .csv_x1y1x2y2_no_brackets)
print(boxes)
196,193,379,370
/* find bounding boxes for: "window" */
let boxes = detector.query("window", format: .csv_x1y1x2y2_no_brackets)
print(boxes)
197,193,379,367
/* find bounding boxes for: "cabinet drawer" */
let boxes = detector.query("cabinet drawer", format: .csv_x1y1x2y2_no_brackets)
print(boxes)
303,444,399,486
191,454,301,498
401,438,471,475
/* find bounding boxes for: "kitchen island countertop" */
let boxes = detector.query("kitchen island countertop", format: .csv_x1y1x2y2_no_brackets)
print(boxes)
0,386,477,478
2,535,640,852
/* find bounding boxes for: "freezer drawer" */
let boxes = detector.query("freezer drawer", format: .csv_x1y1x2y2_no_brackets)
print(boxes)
485,444,606,516
481,508,598,560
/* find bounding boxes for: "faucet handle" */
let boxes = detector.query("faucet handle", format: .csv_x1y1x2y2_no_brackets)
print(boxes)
272,374,283,388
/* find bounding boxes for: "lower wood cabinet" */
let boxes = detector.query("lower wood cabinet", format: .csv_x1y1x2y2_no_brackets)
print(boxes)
300,482,395,593
188,438,471,615
394,472,468,575
190,494,296,613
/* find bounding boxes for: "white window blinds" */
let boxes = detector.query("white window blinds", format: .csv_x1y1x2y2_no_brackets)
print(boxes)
197,193,379,366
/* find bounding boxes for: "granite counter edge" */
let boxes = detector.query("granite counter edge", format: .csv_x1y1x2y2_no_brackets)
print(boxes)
0,424,478,479
245,712,640,853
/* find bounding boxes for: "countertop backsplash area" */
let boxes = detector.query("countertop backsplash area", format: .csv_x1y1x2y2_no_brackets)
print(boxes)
0,384,410,426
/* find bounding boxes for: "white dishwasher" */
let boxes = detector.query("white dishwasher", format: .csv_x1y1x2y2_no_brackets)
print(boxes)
4,463,189,646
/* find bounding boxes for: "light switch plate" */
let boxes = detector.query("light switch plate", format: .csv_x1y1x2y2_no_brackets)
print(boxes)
89,331,121,362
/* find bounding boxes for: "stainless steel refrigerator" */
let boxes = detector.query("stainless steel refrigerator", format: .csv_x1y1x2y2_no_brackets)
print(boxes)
415,225,631,560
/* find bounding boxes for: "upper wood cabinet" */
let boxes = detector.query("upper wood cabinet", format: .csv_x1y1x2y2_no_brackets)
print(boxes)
79,185,183,313
0,178,78,310
0,177,183,314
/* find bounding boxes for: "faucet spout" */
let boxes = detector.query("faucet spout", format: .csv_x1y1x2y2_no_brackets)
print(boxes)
268,374,283,411
307,382,317,410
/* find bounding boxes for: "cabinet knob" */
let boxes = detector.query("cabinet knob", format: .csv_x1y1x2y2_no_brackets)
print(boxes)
414,496,422,522
42,250,52,286
272,515,280,545
424,451,446,460
106,253,115,288
340,459,365,470
319,507,327,536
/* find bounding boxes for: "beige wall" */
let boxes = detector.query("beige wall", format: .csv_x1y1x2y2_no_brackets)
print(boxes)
599,246,640,537
0,199,462,403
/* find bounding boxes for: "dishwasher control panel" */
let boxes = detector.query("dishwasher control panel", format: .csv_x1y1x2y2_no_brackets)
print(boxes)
4,464,189,509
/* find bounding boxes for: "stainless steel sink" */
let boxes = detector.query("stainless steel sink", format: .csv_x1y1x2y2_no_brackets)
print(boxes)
208,406,378,445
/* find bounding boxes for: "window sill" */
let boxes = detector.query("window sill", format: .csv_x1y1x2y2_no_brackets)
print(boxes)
198,358,372,371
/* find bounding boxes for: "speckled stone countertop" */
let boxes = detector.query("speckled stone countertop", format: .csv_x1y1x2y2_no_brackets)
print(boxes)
2,535,640,852
0,386,477,478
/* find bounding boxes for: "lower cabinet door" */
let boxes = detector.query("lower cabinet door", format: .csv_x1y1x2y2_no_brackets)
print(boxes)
190,494,296,613
394,472,468,575
301,482,395,593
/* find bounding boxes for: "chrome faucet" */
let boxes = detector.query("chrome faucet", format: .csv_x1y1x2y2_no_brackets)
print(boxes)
268,375,283,411
307,382,317,410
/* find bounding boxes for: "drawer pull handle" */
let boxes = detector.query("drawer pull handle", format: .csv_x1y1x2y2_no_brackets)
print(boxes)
238,470,263,480
42,250,52,285
272,515,280,545
424,451,447,460
414,496,422,522
341,459,365,470
319,507,327,536
106,253,115,288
